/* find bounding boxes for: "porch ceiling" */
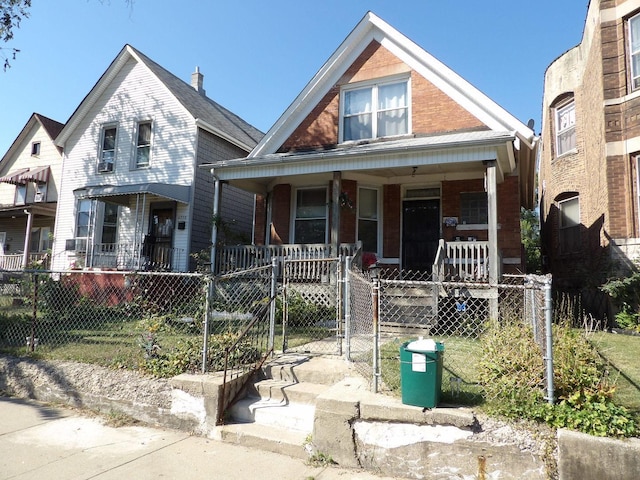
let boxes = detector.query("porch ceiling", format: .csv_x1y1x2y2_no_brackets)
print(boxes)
0,203,57,218
73,183,191,206
203,130,517,194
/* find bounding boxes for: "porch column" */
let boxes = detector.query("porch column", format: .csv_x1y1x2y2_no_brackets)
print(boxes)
331,171,341,258
210,177,222,273
485,160,499,320
22,209,33,269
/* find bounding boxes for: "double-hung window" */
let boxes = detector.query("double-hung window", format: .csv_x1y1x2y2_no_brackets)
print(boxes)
460,192,488,225
558,196,580,254
135,121,152,168
75,199,93,252
99,126,117,173
293,187,327,243
555,100,576,156
101,203,119,245
629,13,640,90
342,78,409,142
358,187,379,254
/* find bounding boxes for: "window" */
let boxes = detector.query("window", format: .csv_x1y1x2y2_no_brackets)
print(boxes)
342,79,408,142
358,187,379,253
135,121,152,168
555,100,576,156
98,126,117,172
293,187,327,243
559,196,580,254
460,192,488,225
31,142,40,156
15,184,26,205
101,203,119,244
29,227,51,252
630,13,640,90
75,199,93,251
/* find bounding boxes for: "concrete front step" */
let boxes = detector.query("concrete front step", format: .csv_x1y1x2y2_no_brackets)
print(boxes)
228,396,316,432
219,422,310,460
263,354,356,385
248,378,330,404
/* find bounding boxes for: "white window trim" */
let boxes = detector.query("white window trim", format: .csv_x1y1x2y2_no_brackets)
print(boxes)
132,120,153,170
554,99,577,157
339,75,411,143
98,124,118,174
357,186,382,256
629,12,640,91
291,186,328,244
15,184,26,205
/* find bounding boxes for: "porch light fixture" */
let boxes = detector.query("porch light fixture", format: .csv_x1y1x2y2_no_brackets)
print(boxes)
412,166,417,177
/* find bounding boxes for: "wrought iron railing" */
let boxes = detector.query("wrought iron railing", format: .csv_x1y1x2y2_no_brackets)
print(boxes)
84,243,184,271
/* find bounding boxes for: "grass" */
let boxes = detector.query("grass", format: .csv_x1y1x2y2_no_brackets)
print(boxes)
588,331,640,414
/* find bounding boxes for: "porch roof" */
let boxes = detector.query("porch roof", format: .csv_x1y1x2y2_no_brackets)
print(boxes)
202,130,517,194
73,183,191,206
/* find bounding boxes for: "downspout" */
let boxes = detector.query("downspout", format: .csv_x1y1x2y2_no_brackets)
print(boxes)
331,171,341,258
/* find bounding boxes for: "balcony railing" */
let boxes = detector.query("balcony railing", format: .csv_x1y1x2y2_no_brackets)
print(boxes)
81,243,184,271
433,239,495,282
0,253,50,271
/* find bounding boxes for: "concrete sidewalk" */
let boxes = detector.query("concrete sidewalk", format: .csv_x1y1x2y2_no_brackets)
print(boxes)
0,397,401,480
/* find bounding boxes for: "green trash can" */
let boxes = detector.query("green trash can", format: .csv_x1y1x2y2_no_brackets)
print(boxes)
400,338,444,408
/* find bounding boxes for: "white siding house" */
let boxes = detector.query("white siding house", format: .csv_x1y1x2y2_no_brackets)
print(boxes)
0,113,64,269
52,45,262,272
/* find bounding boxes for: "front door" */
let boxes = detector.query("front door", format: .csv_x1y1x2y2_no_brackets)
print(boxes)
148,206,175,269
402,199,440,273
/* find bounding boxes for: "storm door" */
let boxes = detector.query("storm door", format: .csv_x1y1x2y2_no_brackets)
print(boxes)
402,199,440,273
147,204,175,269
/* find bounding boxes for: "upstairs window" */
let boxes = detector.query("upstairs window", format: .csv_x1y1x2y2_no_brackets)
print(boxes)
629,12,640,90
558,195,580,254
293,187,327,243
555,100,576,156
358,187,379,254
98,126,117,173
31,142,40,156
341,78,409,142
15,184,26,205
135,121,152,168
460,192,488,225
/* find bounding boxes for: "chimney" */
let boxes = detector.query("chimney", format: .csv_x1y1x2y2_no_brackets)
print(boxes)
191,66,205,95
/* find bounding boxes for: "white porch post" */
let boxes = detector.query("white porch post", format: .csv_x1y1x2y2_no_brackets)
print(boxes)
22,209,33,269
485,160,499,319
210,177,221,273
331,171,341,258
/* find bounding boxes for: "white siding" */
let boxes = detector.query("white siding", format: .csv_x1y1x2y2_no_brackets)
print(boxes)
52,58,197,271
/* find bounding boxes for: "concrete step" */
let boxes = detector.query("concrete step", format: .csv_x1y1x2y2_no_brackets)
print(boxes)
228,396,316,432
263,354,355,385
219,422,310,460
247,378,329,404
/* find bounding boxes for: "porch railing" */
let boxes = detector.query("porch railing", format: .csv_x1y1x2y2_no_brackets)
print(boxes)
0,253,50,271
433,239,491,281
216,243,358,274
86,243,184,271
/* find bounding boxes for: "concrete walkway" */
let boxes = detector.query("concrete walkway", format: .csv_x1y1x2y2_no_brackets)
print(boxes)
0,397,402,480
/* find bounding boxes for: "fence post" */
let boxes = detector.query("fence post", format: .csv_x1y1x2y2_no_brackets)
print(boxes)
344,256,352,361
268,257,278,353
201,275,212,373
372,275,380,393
544,276,554,404
29,272,38,353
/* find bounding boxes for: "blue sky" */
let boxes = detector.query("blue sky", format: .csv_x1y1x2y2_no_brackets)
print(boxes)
0,0,588,156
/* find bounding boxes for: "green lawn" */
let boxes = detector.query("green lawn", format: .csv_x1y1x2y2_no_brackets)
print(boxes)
588,331,640,413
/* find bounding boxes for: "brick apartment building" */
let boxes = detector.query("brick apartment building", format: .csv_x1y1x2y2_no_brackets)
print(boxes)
540,0,640,309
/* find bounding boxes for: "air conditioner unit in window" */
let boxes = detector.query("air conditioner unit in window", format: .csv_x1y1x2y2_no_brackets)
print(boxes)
98,161,113,173
65,238,87,252
34,191,44,202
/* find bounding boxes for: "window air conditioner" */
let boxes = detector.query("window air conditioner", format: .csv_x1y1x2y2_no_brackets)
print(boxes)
34,191,44,202
65,238,87,252
98,161,113,173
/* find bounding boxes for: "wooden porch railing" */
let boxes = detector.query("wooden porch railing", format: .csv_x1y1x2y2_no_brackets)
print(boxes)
433,239,493,282
0,253,49,271
216,243,358,274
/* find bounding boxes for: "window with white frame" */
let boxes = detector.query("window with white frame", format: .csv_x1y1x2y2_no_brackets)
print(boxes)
31,142,40,156
15,184,26,205
629,12,640,90
460,192,488,225
29,227,51,252
294,187,327,243
98,126,117,172
135,121,152,168
358,187,379,254
558,195,580,254
555,100,576,156
341,78,409,142
101,203,119,245
75,199,92,251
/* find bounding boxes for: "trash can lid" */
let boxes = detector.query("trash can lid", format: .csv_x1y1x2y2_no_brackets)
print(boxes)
406,337,437,351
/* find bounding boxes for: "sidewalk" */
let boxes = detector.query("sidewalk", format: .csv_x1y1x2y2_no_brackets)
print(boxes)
0,397,401,480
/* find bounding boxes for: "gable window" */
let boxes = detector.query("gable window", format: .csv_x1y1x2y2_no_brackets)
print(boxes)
629,13,640,90
98,126,117,173
342,78,409,142
358,187,379,254
555,100,576,156
31,142,40,156
293,187,327,243
460,192,488,225
558,195,580,254
135,121,152,168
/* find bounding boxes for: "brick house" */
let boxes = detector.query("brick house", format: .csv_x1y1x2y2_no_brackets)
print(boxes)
539,0,640,303
207,12,537,281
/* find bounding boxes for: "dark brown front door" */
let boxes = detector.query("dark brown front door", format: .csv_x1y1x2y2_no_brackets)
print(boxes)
402,199,440,273
147,206,175,268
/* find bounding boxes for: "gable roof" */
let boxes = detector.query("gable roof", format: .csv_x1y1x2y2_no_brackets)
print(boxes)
0,113,64,166
251,11,536,158
55,45,263,151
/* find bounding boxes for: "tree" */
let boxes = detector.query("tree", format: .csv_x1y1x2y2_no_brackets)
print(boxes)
0,0,30,70
521,207,541,273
